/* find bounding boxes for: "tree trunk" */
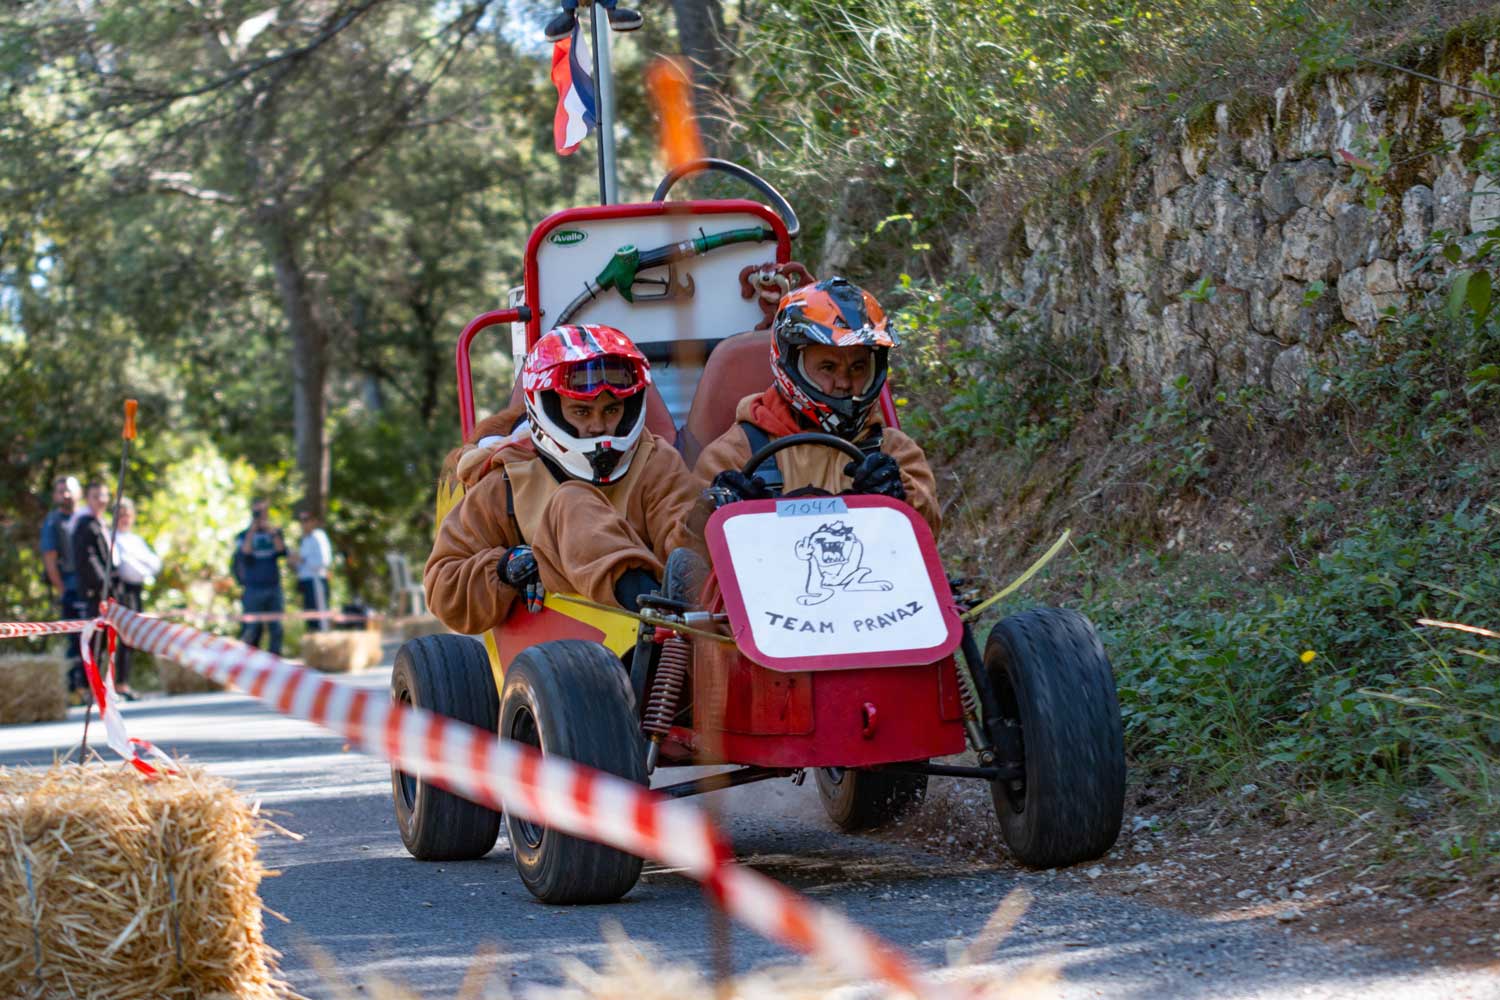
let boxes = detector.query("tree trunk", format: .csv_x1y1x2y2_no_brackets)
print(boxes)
262,219,328,518
669,0,731,153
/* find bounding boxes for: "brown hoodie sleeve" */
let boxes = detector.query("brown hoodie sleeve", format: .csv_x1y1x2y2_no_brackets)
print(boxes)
531,443,705,605
424,472,523,634
881,427,942,538
640,443,710,559
691,425,753,482
531,481,662,606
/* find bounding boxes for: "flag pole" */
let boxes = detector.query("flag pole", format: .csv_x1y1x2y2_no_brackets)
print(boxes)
588,0,619,205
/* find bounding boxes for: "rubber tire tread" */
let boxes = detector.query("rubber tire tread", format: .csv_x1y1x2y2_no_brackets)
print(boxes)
663,547,710,607
390,634,503,861
501,640,646,903
985,607,1125,869
814,766,928,832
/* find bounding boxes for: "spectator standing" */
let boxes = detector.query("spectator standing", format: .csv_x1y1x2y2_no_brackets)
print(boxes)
232,498,287,655
290,507,333,632
39,475,84,690
72,481,113,700
111,498,160,699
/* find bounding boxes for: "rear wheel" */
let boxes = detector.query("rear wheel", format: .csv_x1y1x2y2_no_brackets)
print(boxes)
390,635,503,861
500,640,646,903
984,608,1125,868
814,765,927,831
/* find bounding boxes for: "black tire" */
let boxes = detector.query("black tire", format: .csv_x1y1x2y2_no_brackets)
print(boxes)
984,607,1125,868
390,635,503,861
500,640,646,903
663,546,709,607
814,766,927,831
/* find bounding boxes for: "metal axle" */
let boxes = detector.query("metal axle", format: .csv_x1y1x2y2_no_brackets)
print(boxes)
655,765,794,799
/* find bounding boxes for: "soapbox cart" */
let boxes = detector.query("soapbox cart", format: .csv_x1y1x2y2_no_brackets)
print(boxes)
389,161,1126,903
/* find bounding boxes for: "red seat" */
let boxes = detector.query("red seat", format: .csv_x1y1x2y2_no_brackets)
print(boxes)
680,329,772,467
505,376,677,446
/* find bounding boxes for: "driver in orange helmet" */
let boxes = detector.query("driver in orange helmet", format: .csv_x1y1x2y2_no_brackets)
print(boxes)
692,277,941,535
425,325,702,632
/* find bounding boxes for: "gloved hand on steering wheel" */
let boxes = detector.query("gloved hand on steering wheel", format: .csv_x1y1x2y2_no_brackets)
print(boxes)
499,544,545,613
705,469,773,509
843,451,906,501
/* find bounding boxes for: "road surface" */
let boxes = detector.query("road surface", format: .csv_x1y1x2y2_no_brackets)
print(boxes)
1,661,1494,999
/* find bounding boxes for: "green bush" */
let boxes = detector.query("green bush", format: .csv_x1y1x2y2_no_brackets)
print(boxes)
890,274,1097,461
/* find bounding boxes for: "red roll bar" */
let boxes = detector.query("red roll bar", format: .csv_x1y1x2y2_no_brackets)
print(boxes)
455,309,524,441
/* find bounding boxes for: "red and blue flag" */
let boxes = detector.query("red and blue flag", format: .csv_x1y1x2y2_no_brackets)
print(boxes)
551,22,597,156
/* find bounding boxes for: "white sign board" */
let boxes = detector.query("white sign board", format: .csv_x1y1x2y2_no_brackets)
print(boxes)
707,497,961,671
533,207,781,349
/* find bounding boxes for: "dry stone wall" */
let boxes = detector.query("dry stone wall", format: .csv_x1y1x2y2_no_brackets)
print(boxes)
986,30,1500,395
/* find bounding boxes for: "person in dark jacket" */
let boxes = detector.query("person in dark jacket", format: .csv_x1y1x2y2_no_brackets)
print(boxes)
232,498,288,654
71,481,114,698
39,475,84,693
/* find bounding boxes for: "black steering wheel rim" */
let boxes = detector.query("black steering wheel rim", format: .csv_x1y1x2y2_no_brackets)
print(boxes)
652,158,800,240
741,431,864,478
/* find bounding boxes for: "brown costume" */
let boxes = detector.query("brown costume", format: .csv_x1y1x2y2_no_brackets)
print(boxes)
692,388,942,536
425,425,702,634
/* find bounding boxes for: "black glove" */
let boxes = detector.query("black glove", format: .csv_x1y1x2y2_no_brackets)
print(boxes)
499,545,544,613
843,452,906,501
613,567,661,612
706,469,772,508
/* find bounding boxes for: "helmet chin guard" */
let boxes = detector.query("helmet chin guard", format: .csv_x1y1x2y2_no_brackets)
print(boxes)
522,325,651,485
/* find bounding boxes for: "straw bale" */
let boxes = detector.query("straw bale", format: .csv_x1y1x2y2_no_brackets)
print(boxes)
0,655,68,724
0,762,289,999
395,616,449,642
299,631,383,674
161,657,226,695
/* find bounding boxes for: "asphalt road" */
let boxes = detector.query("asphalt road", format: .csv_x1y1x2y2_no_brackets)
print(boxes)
2,664,1496,999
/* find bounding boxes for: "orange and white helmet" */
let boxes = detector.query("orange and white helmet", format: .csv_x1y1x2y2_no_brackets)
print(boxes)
522,325,651,484
771,277,896,437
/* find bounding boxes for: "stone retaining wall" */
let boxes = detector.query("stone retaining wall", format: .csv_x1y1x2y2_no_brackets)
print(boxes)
984,27,1500,394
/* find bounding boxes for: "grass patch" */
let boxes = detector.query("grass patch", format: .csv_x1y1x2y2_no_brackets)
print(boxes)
900,277,1500,877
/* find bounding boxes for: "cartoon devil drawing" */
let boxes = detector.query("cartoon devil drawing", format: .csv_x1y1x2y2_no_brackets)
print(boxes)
794,521,892,606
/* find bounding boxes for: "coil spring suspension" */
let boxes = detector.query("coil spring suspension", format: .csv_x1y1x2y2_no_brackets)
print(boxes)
956,666,981,720
643,634,691,741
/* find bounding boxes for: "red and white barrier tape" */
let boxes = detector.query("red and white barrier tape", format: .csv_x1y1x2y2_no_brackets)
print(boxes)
78,618,177,778
0,619,91,639
90,603,937,997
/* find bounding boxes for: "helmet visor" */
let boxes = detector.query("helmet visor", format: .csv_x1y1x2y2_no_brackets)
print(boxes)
554,356,646,400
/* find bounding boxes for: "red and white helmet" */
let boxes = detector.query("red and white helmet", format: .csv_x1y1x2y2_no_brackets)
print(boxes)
522,325,652,484
771,277,897,438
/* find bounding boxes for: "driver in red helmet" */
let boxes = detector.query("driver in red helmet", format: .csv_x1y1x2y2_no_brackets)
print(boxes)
425,325,702,632
692,277,940,534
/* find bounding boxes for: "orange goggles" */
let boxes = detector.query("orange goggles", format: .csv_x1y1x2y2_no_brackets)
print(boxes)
553,356,646,400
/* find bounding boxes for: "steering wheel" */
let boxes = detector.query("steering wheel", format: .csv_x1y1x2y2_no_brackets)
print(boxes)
741,431,864,479
653,158,800,240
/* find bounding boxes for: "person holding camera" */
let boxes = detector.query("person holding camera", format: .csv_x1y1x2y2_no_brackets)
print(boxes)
231,498,288,655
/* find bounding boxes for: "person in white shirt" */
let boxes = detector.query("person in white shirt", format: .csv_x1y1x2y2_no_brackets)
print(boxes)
290,508,334,631
111,498,162,699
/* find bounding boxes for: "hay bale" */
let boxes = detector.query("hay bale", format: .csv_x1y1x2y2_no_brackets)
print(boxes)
161,658,225,696
0,763,287,998
395,616,449,643
0,655,67,724
299,630,383,673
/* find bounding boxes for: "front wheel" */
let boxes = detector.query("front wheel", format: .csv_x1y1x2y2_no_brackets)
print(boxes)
984,608,1125,868
500,640,646,903
390,634,503,861
814,765,927,831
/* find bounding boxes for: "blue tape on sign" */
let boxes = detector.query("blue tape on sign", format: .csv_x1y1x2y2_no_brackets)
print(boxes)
776,497,848,518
